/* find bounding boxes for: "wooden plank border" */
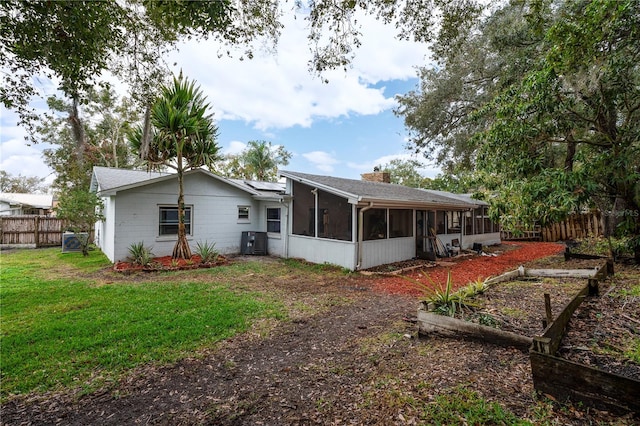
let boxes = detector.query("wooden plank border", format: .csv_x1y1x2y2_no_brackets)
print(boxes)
530,351,640,413
417,310,533,351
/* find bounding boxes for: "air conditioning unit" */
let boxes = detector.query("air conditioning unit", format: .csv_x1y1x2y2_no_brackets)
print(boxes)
62,232,88,253
240,231,267,255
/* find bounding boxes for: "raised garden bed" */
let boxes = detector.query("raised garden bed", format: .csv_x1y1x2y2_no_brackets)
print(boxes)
113,255,229,272
417,260,640,414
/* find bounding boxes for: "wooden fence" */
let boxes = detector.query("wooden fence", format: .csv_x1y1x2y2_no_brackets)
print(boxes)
541,211,604,242
502,212,604,243
0,216,93,248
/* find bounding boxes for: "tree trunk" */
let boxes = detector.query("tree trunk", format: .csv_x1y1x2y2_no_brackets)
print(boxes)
68,95,86,167
139,103,152,163
172,146,192,260
564,134,576,171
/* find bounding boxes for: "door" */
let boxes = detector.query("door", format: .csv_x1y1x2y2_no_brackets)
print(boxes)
416,210,436,260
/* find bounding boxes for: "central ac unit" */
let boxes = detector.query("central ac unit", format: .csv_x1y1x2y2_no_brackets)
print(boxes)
62,232,88,253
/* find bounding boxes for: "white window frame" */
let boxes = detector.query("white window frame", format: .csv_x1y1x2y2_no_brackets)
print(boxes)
237,205,251,223
158,205,192,237
266,207,281,234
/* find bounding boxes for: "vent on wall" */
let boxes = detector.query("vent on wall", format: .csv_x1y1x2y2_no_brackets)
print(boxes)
62,232,87,253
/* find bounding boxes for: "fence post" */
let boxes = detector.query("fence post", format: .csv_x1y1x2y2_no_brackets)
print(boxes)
34,216,40,248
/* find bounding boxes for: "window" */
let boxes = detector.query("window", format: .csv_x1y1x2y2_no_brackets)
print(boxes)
436,211,446,234
292,181,316,237
291,181,352,240
317,191,352,241
474,207,484,234
389,209,412,238
463,210,473,235
267,208,281,233
238,206,250,222
363,208,387,240
159,206,191,236
447,211,462,234
483,207,494,234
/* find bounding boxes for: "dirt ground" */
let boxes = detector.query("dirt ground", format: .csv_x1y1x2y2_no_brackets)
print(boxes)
3,244,639,425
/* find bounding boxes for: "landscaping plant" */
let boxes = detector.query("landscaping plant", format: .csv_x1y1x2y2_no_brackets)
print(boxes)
128,241,154,266
195,240,219,264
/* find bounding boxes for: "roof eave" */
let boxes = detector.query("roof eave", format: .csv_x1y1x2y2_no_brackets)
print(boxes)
358,197,474,210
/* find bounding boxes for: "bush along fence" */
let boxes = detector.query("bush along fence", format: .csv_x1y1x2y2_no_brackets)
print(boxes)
0,216,93,248
417,260,640,414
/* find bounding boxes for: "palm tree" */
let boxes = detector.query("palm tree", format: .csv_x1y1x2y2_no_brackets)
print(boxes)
244,140,291,181
130,74,220,259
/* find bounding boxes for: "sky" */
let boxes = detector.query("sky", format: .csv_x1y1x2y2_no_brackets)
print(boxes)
0,10,441,188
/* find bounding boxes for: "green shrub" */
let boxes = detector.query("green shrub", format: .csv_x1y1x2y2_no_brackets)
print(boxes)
195,240,219,263
128,242,154,266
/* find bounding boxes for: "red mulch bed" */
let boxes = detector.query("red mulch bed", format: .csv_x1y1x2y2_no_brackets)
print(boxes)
372,241,565,297
113,255,228,272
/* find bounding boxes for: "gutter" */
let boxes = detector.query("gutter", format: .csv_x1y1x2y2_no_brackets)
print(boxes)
355,202,374,270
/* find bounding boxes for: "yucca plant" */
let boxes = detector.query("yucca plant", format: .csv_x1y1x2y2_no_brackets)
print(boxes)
426,271,467,317
461,277,490,298
128,242,154,266
408,270,470,317
195,240,219,264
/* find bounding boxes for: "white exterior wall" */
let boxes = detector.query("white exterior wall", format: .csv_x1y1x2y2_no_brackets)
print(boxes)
0,201,14,215
460,232,501,249
110,173,266,262
360,237,415,270
95,195,116,262
287,235,357,270
437,233,462,248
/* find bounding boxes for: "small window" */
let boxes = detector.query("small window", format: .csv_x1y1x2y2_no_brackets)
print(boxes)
159,206,192,236
267,207,281,233
238,206,250,222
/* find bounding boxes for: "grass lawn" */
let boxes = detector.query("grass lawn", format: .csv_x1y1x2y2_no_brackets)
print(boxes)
0,248,286,399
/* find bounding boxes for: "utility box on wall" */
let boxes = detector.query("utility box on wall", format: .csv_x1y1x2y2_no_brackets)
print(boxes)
240,231,267,255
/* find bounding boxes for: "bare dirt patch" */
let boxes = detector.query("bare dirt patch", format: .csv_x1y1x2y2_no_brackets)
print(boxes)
3,243,638,425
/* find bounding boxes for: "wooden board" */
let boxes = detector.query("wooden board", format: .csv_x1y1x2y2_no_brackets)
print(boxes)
417,310,532,351
530,351,640,414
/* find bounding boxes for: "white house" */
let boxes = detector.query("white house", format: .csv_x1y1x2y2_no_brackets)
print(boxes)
90,166,287,263
91,167,500,269
0,193,54,216
279,170,500,270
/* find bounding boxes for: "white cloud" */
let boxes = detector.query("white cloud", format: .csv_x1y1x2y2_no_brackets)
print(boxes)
223,140,247,155
302,150,339,173
0,138,55,184
168,10,425,131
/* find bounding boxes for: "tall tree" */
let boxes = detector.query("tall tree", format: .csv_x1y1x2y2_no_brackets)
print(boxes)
0,171,47,193
130,75,221,260
377,158,432,188
1,0,281,152
39,87,139,193
397,0,640,260
217,141,291,181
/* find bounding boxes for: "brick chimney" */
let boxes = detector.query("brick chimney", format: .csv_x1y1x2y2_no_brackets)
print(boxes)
361,169,391,183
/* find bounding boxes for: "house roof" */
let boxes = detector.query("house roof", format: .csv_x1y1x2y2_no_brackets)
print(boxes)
90,167,171,193
279,171,484,210
0,192,53,209
91,166,285,200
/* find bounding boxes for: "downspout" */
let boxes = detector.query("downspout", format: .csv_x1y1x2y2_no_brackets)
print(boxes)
356,202,374,270
279,197,289,258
